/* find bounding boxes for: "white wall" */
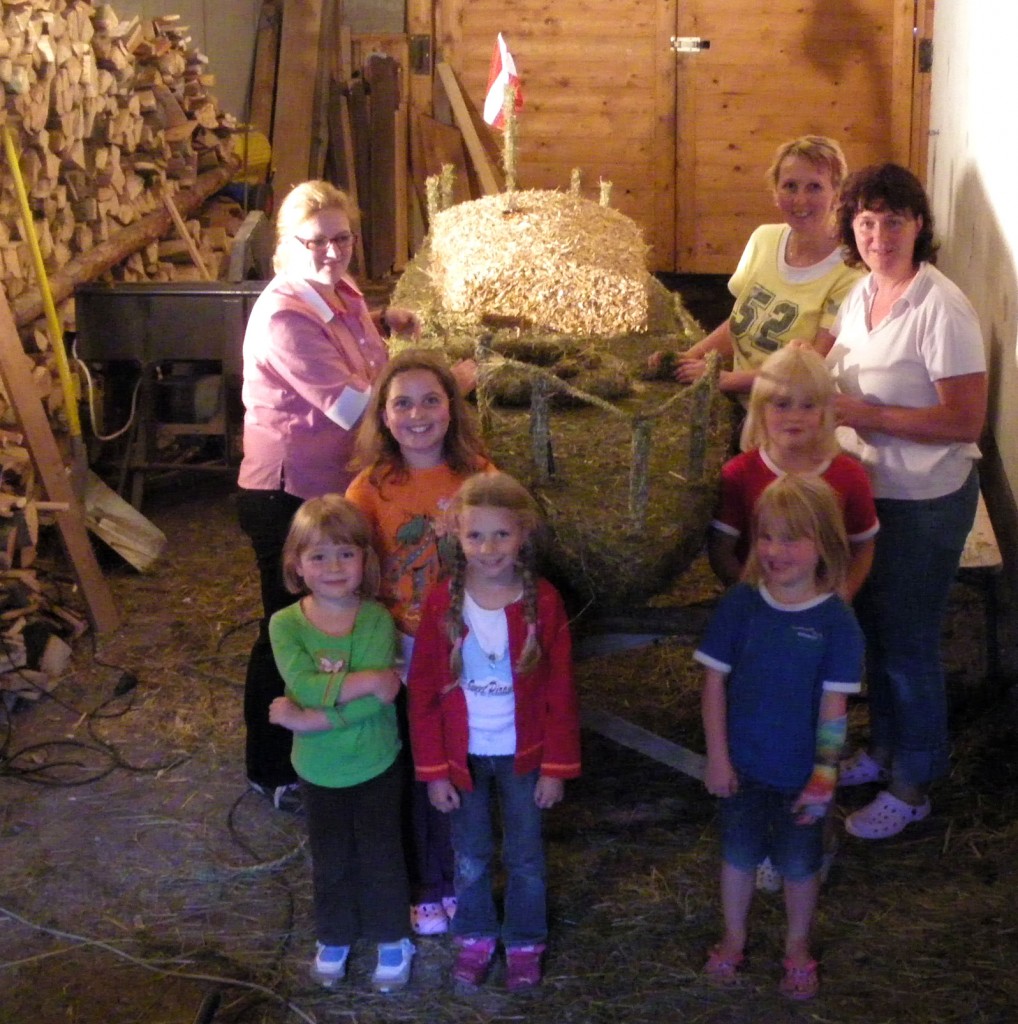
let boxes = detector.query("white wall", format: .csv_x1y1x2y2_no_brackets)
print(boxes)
928,0,1018,616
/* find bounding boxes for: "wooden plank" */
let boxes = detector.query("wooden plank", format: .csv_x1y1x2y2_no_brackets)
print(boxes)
0,292,119,633
581,708,706,781
248,0,281,138
347,75,372,276
364,54,399,278
271,0,323,197
161,194,211,281
435,62,502,196
416,114,474,204
325,79,367,276
406,0,434,117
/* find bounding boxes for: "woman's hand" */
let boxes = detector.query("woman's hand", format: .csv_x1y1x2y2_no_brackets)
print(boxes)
534,775,565,809
427,778,461,813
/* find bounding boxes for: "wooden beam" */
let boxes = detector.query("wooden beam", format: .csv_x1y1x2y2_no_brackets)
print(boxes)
435,61,502,196
11,163,235,328
0,292,119,633
248,0,281,138
161,193,212,281
271,0,324,197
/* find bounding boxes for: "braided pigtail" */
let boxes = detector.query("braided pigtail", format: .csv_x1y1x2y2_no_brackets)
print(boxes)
514,542,542,675
445,545,468,679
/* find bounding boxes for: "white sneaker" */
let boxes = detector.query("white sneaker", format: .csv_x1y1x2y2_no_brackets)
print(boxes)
372,938,415,992
310,943,349,986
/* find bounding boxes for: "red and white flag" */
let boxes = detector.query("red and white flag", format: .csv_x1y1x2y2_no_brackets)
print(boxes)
483,33,523,129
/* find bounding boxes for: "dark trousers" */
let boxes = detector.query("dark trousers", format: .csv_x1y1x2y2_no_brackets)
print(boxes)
303,760,411,945
395,688,454,903
237,486,304,788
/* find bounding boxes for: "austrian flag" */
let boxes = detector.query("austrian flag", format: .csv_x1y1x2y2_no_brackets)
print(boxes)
483,33,524,129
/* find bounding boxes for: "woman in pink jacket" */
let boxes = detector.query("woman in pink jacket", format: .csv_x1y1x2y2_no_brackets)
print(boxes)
237,180,416,809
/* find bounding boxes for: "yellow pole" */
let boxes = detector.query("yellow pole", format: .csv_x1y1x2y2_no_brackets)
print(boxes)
2,125,83,439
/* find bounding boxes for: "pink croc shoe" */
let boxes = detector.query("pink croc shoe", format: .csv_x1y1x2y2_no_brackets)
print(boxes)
845,790,931,839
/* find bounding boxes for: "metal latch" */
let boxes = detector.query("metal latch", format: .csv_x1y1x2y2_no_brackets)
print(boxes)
670,36,711,53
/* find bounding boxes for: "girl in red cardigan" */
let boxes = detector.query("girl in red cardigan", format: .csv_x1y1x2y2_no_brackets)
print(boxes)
407,472,581,992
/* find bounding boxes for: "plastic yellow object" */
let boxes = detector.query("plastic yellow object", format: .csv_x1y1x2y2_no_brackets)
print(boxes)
1,124,82,439
231,128,271,185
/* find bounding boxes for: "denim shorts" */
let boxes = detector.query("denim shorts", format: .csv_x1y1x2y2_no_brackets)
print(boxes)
719,779,823,882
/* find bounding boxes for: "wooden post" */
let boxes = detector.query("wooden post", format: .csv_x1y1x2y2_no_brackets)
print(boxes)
435,62,503,196
0,293,119,633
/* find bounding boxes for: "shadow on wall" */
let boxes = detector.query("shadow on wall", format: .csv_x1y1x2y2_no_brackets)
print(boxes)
944,164,1018,666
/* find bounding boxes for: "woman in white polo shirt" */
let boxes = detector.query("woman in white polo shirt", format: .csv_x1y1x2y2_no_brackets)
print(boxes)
818,164,987,839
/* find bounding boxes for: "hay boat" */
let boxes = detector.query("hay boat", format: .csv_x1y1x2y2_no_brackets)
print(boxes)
391,181,730,613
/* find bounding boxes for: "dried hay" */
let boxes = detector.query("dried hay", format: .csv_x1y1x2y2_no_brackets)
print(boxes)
480,344,731,612
390,186,729,608
428,190,650,336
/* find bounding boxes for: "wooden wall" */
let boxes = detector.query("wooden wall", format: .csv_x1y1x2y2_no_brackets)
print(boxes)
429,0,925,273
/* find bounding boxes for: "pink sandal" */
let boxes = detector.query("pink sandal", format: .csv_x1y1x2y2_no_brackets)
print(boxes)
779,957,819,1000
704,945,745,985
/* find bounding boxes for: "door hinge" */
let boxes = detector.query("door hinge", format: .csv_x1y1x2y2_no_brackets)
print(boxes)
670,36,711,54
917,37,933,73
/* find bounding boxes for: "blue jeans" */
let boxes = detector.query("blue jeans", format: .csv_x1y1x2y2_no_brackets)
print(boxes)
450,755,547,946
720,780,823,881
856,468,978,788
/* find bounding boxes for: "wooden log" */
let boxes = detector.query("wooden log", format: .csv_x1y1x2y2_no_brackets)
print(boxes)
10,162,236,328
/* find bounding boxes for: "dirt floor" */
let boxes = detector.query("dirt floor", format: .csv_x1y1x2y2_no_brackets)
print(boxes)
1,474,1017,1024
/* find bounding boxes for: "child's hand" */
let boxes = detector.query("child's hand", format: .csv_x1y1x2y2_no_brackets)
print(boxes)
704,755,739,798
374,669,402,703
792,765,837,824
269,696,301,730
383,306,421,338
427,779,461,813
534,775,564,809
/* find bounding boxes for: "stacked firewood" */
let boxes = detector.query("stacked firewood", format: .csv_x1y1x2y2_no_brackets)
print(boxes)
0,0,242,309
0,425,84,706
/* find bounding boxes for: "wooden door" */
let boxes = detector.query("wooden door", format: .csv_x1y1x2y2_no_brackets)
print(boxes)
432,0,926,273
674,0,922,272
434,0,679,265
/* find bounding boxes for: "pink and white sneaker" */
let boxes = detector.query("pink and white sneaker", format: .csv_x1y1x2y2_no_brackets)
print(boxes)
451,936,496,987
505,943,546,991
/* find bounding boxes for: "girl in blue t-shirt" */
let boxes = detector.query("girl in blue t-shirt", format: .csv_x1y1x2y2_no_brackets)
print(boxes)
695,474,864,1001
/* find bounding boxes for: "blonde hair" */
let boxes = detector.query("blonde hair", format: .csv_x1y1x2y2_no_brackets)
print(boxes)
272,180,359,274
281,494,380,597
445,472,542,676
743,475,849,594
350,348,488,484
740,345,840,457
766,135,848,193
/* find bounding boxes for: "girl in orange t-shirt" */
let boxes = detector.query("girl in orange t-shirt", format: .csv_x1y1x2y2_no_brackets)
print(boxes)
346,348,491,936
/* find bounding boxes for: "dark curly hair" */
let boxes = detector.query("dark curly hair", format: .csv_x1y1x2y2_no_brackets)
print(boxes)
837,163,937,268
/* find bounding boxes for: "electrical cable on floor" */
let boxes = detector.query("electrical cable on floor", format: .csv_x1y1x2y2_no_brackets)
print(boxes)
0,902,317,1024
